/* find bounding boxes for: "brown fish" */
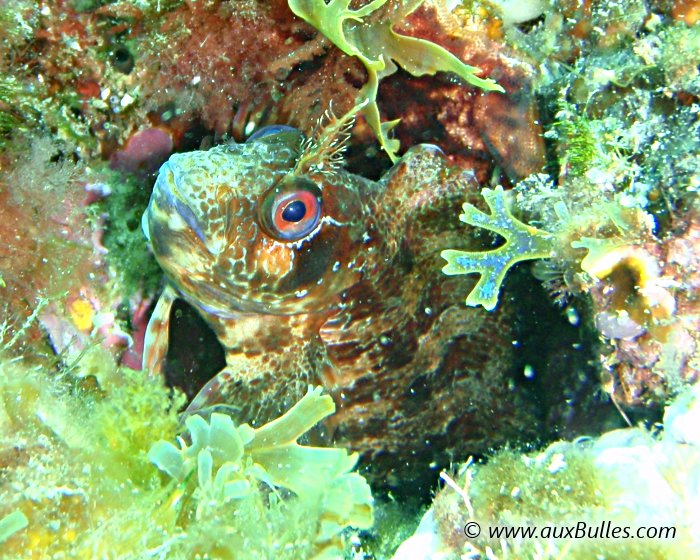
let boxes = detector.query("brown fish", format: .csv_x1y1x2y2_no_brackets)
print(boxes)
142,125,539,486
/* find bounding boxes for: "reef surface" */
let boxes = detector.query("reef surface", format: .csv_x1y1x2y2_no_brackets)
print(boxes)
0,0,698,558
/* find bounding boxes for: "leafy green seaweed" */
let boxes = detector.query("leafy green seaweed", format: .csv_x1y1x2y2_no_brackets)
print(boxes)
441,186,554,311
149,386,373,558
288,0,504,161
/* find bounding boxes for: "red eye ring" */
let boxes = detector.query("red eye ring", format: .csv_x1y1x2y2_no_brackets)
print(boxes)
259,177,322,241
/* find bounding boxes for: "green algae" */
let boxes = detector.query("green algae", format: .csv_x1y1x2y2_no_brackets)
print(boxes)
149,386,373,558
0,510,28,545
360,498,426,559
430,428,696,560
99,170,162,297
0,331,373,559
0,75,39,149
468,447,608,522
441,186,555,311
288,0,504,162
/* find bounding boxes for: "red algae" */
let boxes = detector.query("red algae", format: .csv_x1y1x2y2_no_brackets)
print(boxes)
110,127,173,174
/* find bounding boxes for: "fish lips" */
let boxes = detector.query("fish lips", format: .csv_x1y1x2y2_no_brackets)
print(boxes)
149,160,209,246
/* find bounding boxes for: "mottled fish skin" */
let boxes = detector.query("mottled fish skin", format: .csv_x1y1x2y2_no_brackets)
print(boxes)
143,128,540,487
145,129,374,315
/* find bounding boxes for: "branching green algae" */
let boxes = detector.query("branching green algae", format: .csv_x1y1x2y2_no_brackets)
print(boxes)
288,0,504,161
0,337,373,560
441,186,554,311
148,386,373,557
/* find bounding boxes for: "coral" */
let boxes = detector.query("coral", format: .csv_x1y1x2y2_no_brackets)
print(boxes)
0,3,104,152
0,0,192,162
654,22,700,94
288,0,504,161
441,186,554,310
528,4,699,405
0,2,183,360
394,384,700,559
0,0,546,178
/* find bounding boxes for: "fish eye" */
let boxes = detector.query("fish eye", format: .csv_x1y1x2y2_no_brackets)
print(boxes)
281,199,306,222
259,177,322,241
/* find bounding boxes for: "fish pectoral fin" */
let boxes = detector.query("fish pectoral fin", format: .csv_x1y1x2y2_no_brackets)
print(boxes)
142,284,178,376
184,368,307,430
185,368,236,415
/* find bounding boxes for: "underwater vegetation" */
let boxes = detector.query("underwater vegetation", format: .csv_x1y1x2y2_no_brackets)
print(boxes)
0,0,698,558
440,0,700,410
0,331,373,559
394,383,700,559
148,386,373,557
441,186,555,310
287,0,505,161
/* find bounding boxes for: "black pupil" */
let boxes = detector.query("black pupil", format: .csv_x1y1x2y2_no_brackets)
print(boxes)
282,199,307,222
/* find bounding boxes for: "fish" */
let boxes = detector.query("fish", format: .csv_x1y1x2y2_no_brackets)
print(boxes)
142,124,540,487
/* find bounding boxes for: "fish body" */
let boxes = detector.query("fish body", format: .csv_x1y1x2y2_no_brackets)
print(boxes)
143,127,539,485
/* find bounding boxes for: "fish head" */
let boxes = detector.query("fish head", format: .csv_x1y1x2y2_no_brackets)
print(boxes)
143,126,377,316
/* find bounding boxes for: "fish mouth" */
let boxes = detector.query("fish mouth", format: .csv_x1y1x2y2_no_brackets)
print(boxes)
154,160,208,245
141,208,151,242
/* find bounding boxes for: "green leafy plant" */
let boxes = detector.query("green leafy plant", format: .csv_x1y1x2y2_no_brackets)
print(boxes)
441,186,554,311
0,510,28,545
148,386,374,558
287,0,504,161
